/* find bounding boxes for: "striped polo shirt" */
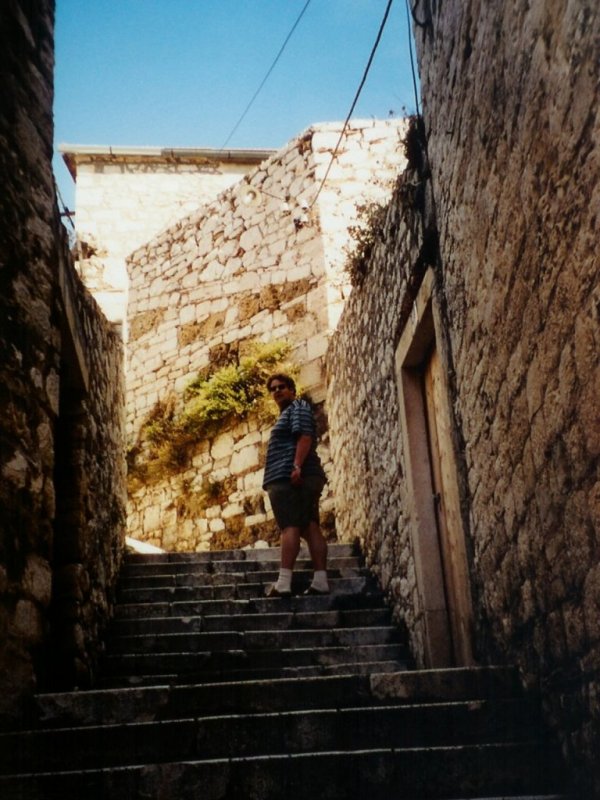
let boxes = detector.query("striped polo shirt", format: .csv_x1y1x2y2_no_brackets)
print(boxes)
262,398,326,487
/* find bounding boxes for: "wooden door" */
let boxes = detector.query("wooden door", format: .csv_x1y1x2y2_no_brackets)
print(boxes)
423,345,474,665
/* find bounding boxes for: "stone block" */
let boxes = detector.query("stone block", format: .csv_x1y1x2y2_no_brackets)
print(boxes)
11,600,43,645
23,556,52,607
244,471,264,492
234,431,262,451
2,450,28,489
143,505,161,532
239,226,262,251
230,445,260,474
311,130,344,152
245,513,267,526
222,503,244,519
211,433,235,461
306,334,329,361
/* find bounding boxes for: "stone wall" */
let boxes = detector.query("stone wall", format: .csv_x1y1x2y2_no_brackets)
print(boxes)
65,147,272,325
329,1,599,792
0,0,126,718
126,120,407,550
50,259,126,691
326,122,434,660
128,411,335,553
414,1,599,791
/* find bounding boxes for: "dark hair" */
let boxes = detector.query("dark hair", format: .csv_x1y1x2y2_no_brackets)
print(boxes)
266,373,296,392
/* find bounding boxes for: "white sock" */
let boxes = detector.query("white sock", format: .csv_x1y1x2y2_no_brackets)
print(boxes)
275,568,292,593
311,570,329,592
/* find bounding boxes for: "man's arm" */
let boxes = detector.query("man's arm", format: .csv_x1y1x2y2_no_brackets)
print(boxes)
291,434,313,485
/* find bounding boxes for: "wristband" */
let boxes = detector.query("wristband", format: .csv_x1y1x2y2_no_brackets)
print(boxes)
293,464,301,471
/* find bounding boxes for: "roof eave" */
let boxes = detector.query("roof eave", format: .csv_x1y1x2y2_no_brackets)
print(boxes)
59,144,276,181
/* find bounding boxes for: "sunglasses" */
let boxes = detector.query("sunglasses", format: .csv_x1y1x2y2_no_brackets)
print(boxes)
268,384,288,392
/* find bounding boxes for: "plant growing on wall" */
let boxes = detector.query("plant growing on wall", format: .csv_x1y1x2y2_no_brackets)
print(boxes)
344,117,429,288
128,340,296,483
173,476,230,519
345,200,389,287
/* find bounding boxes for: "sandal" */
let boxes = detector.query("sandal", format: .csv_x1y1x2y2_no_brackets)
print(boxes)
303,585,330,596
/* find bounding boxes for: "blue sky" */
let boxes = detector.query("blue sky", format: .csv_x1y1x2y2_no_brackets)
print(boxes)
53,0,419,210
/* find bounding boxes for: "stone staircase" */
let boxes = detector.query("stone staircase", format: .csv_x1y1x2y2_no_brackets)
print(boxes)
0,542,566,799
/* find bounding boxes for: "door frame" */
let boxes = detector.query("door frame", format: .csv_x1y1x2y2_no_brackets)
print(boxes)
394,269,474,667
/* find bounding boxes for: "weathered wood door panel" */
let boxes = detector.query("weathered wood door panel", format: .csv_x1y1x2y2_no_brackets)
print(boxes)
423,345,474,666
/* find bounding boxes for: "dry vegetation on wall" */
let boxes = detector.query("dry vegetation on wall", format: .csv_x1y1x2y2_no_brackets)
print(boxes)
344,117,430,286
128,340,297,487
344,200,389,286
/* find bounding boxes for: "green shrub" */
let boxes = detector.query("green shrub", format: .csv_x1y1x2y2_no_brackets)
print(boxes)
129,340,297,482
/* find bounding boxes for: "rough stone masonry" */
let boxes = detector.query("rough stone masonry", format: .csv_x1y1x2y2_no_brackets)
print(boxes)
328,1,599,793
414,1,599,791
0,0,126,715
126,120,407,551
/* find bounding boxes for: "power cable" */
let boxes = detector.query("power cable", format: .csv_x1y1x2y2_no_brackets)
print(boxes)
308,0,394,211
54,179,76,232
220,0,313,151
405,0,421,116
409,0,432,29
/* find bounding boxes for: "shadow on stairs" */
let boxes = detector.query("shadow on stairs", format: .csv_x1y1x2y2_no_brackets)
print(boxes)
0,542,568,799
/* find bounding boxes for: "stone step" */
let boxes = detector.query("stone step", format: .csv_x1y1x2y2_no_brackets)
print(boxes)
0,698,549,774
117,564,364,590
116,575,376,604
111,607,393,636
100,642,409,679
106,625,402,655
2,533,564,799
31,668,526,728
112,591,387,620
124,542,358,565
369,665,527,704
96,659,411,688
0,742,564,800
121,555,362,578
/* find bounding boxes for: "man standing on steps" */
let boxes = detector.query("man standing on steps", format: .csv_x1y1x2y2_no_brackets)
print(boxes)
262,373,329,597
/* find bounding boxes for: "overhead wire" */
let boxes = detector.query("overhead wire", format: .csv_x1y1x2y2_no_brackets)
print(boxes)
218,0,415,214
219,0,313,151
308,0,395,211
405,0,421,116
54,179,76,233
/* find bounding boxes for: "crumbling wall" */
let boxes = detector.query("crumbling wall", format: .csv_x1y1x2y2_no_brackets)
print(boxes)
126,120,406,550
0,0,126,717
